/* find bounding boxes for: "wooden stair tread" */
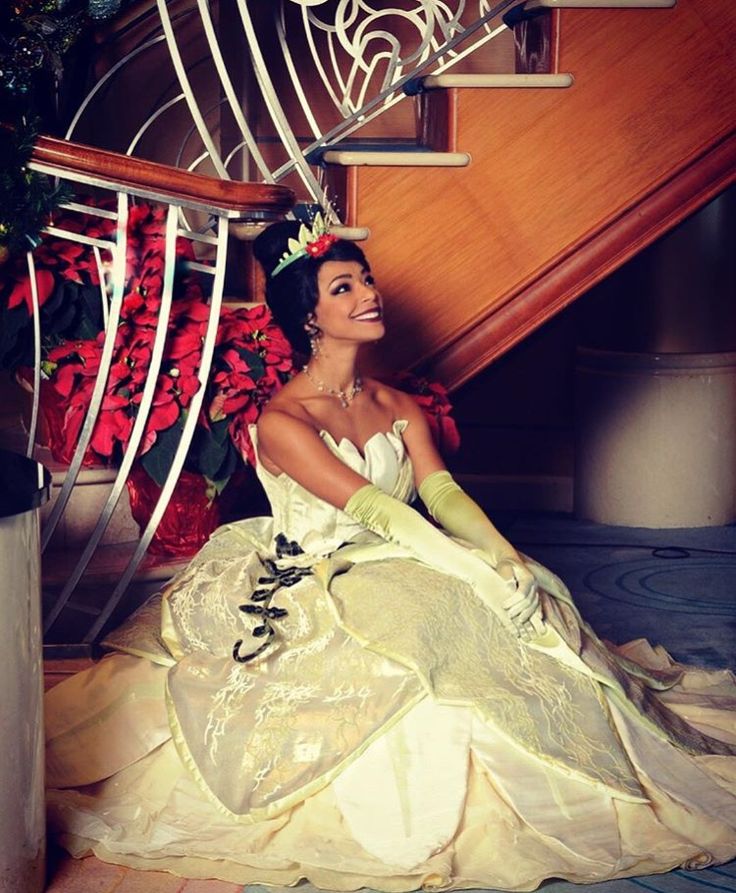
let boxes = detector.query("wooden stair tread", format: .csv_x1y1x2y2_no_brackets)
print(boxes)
231,222,370,241
44,655,97,691
526,0,675,7
321,149,470,168
421,73,574,89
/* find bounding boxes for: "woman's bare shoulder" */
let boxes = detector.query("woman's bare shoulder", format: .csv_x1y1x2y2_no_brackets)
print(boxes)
258,385,313,437
365,378,423,419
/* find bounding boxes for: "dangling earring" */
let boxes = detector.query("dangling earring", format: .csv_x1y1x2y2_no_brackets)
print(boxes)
305,318,321,357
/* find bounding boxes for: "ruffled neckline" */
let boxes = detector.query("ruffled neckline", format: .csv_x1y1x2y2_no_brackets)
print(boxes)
251,419,409,481
319,419,409,463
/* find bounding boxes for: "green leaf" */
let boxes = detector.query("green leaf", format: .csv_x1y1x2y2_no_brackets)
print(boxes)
236,346,265,380
210,416,230,446
194,425,229,480
0,304,32,370
207,475,231,496
139,420,184,487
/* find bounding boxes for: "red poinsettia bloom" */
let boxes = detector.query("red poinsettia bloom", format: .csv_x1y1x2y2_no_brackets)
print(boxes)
8,268,55,314
227,399,262,466
7,203,296,493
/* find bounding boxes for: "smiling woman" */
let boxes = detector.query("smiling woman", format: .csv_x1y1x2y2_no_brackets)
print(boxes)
44,217,736,891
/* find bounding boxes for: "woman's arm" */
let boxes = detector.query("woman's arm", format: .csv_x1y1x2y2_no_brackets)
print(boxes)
387,387,447,487
393,389,543,633
256,410,371,509
389,387,519,562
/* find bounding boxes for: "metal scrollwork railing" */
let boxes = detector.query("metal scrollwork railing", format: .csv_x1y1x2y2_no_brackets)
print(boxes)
66,0,516,218
278,1,510,134
24,137,293,643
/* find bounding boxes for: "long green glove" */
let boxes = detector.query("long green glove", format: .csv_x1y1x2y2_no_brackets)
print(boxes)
344,483,529,635
418,470,544,634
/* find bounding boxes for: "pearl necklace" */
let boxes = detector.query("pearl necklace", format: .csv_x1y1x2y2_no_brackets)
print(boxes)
302,365,363,409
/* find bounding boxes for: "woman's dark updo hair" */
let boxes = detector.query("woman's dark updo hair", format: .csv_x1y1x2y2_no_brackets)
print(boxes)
253,220,369,356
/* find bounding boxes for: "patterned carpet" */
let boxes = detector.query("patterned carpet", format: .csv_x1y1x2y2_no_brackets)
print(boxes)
509,513,736,671
245,514,736,893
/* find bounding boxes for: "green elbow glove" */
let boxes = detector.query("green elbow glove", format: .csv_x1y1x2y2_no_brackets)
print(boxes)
344,483,535,636
418,471,545,636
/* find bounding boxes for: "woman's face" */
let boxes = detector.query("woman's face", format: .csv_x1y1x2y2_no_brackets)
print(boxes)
312,259,385,346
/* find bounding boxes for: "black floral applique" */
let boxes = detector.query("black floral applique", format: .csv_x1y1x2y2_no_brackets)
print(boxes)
232,534,313,663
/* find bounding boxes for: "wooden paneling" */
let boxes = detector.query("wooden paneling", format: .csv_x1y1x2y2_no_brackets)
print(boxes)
345,1,736,386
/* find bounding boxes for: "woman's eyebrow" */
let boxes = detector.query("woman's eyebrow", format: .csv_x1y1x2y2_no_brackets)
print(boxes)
329,273,353,286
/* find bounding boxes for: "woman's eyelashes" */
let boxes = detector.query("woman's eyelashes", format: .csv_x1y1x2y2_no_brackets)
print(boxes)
330,274,376,297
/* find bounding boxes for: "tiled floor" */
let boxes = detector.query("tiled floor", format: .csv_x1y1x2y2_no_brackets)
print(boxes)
46,845,242,892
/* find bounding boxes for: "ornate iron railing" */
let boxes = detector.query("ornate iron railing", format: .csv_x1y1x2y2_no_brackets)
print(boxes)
66,0,517,218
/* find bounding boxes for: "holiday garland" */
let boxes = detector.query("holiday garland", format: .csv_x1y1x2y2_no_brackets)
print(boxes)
0,117,72,264
0,0,127,262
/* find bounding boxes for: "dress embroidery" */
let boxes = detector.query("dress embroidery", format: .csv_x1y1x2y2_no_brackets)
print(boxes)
233,534,312,663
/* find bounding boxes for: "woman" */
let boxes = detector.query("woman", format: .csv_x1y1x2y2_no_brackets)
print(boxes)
46,219,736,891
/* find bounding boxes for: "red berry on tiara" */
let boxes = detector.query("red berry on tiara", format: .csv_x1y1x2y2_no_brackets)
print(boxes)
271,213,338,277
306,233,338,257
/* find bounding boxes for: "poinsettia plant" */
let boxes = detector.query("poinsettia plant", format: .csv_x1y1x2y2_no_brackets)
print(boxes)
1,201,294,494
1,201,459,503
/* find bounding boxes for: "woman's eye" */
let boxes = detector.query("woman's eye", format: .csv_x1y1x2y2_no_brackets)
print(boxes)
331,283,350,296
365,275,376,287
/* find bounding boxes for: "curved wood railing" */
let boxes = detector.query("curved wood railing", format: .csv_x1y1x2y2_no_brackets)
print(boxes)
31,134,295,218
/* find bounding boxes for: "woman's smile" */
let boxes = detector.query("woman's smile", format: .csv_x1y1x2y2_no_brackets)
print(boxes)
350,305,383,322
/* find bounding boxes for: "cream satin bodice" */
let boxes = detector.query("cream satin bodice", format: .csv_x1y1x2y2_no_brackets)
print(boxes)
251,419,416,557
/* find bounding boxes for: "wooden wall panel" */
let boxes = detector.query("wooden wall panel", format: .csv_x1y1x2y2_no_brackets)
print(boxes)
348,0,736,386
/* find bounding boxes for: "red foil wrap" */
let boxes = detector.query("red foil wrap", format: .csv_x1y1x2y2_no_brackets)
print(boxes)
126,465,222,558
18,370,95,466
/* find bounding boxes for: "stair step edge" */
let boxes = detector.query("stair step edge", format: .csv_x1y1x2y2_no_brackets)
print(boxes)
420,73,574,90
526,0,675,8
321,150,471,168
232,222,370,242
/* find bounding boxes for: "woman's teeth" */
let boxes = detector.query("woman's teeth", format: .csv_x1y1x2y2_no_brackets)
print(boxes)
353,309,382,321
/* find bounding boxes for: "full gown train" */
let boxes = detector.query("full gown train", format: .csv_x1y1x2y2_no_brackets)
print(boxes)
45,421,736,891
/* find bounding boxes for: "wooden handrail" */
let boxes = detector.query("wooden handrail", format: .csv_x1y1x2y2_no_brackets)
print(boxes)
30,134,295,218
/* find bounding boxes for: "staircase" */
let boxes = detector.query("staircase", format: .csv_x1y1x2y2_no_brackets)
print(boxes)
314,0,736,386
78,0,732,387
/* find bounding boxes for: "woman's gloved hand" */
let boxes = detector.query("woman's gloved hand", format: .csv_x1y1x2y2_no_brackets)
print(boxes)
495,557,545,640
344,484,541,638
418,471,546,639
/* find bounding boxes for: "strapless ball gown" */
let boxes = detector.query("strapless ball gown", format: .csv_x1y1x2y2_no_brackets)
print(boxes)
45,421,736,890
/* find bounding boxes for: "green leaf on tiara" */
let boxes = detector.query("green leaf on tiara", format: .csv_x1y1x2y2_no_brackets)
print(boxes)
270,211,333,278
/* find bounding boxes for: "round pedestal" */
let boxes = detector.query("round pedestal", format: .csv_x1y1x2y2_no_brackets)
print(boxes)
574,349,736,528
0,451,50,893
